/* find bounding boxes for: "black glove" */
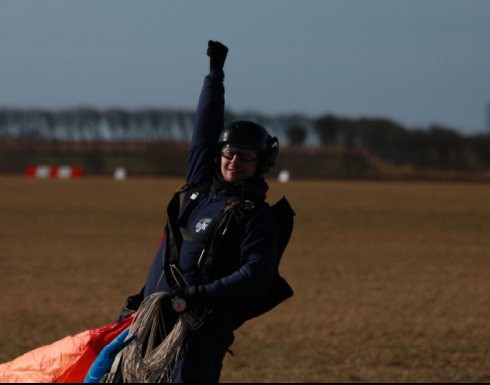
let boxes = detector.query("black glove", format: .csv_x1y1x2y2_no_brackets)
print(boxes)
116,288,144,323
207,40,228,72
169,285,199,314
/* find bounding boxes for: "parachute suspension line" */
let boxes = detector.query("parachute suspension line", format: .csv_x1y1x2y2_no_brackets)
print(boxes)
117,292,189,383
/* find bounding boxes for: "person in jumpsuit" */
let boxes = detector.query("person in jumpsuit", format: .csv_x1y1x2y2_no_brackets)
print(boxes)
121,41,281,383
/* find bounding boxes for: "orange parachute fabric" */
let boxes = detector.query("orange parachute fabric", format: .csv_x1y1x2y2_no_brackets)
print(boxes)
0,315,134,383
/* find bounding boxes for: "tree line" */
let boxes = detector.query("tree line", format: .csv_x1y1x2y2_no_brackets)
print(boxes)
314,115,490,171
1,107,490,175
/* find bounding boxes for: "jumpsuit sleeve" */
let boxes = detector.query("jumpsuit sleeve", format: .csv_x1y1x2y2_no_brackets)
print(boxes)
186,70,225,185
196,207,279,305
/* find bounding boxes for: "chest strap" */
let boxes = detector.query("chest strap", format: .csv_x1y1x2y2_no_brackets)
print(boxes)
179,226,208,244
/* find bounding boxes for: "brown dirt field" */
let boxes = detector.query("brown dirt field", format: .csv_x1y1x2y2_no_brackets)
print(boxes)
0,176,489,382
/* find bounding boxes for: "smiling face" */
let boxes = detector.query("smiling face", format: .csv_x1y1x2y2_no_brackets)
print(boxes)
220,145,258,183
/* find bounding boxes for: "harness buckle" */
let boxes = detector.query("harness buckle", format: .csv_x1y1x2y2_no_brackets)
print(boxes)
197,249,207,269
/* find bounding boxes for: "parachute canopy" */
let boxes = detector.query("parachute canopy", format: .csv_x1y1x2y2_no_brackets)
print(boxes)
0,315,134,383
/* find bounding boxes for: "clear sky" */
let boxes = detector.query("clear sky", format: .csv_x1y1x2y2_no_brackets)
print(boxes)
1,0,489,134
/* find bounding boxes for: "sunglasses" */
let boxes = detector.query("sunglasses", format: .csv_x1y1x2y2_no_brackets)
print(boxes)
221,146,258,163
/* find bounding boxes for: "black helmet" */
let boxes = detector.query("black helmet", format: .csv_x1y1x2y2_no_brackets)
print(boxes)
218,120,279,175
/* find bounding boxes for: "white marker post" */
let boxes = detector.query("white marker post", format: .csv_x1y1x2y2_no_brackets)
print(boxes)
278,170,291,183
114,167,127,181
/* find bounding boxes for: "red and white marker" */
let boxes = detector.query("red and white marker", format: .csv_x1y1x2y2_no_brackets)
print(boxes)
25,166,84,179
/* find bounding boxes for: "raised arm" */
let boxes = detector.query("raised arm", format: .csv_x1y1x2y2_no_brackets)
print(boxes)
186,41,229,185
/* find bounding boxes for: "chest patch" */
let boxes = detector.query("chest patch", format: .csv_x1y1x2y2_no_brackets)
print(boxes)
195,218,213,233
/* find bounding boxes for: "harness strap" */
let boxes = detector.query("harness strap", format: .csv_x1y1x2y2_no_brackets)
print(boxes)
179,227,207,244
165,183,212,288
165,183,198,286
199,199,256,284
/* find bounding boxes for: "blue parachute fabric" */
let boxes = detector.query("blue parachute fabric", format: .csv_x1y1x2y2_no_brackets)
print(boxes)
83,328,130,383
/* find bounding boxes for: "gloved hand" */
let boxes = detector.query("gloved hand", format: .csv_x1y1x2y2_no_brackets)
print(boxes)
169,285,199,314
116,289,144,323
207,40,228,72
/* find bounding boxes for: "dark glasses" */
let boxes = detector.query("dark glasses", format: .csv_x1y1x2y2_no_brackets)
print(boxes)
221,146,258,162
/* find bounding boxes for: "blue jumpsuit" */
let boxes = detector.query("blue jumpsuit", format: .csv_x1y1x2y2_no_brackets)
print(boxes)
142,69,279,382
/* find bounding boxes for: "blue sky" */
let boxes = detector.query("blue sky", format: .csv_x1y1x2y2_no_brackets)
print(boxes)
1,0,489,134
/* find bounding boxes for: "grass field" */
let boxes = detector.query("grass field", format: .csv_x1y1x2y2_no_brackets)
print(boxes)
0,176,489,382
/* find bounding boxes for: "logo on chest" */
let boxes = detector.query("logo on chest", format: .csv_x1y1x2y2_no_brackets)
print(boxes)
195,218,213,233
